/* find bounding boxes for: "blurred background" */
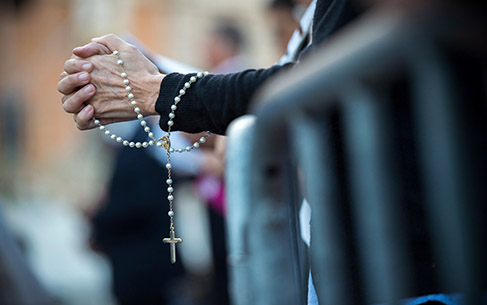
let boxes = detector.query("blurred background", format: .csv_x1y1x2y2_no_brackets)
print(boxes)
1,0,485,305
0,0,299,304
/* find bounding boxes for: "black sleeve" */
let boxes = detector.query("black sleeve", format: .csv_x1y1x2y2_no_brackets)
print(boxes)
155,63,294,135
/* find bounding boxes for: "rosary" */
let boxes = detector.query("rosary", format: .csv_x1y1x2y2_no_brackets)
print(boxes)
93,50,210,264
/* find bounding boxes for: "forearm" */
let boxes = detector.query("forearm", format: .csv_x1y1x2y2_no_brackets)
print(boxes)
155,63,294,134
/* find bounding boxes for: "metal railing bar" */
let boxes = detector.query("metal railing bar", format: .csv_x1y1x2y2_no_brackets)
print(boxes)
292,112,355,305
341,84,412,304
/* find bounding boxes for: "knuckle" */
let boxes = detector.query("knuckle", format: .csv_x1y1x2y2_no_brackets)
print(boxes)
57,80,65,93
57,77,72,94
59,71,67,80
63,101,74,113
64,58,73,70
77,119,90,130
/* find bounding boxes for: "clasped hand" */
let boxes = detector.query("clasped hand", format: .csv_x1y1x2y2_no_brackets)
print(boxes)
58,34,165,130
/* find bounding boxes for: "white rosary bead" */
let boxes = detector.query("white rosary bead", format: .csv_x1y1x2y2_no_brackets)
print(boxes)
123,79,130,85
148,132,154,138
144,127,150,132
167,187,174,193
141,121,147,126
137,114,143,120
134,107,140,113
125,86,131,92
123,140,129,146
113,50,120,56
149,140,154,146
166,179,173,185
117,137,123,142
135,142,141,148
185,146,192,151
174,96,181,103
117,59,123,65
94,119,100,125
121,72,127,78
111,134,116,140
167,195,174,201
169,113,175,119
99,126,105,130
105,130,110,135
193,142,200,148
157,142,163,147
179,89,186,95
184,82,191,89
169,148,174,153
171,105,177,111
177,148,183,153
168,211,174,217
197,72,203,78
131,100,137,106
168,121,174,126
166,163,172,169
128,93,134,99
129,142,135,148
199,137,206,143
142,142,148,148
190,76,197,82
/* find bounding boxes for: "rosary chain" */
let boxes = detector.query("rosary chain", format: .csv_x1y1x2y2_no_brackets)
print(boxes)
91,50,210,236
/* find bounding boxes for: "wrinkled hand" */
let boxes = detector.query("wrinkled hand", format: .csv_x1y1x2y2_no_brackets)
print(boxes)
58,34,165,130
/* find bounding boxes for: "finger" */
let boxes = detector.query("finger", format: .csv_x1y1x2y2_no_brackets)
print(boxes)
73,41,111,58
63,84,95,114
64,58,93,74
57,71,90,95
91,34,129,53
74,105,95,130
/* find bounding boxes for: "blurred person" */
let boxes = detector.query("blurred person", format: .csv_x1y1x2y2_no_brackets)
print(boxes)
0,201,53,305
89,119,187,305
185,21,251,305
168,21,249,305
268,0,300,52
205,21,250,73
268,0,313,53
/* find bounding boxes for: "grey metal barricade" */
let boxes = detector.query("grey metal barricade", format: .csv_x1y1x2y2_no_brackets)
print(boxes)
225,4,486,305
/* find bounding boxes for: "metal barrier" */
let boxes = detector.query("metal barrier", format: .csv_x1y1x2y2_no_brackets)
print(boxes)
225,5,486,305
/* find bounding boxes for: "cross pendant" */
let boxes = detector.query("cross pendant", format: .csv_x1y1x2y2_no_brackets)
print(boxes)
163,229,183,264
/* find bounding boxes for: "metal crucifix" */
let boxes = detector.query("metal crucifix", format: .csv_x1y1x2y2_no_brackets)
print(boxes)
163,228,182,264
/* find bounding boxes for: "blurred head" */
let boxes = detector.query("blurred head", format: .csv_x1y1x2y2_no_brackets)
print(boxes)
206,22,245,69
268,0,299,52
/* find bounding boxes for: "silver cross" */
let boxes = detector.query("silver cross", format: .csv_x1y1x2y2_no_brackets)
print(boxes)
163,229,182,264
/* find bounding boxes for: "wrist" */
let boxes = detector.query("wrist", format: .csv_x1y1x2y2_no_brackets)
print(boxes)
144,73,165,116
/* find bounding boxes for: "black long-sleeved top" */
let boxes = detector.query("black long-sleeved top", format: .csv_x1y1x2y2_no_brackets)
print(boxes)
156,0,358,134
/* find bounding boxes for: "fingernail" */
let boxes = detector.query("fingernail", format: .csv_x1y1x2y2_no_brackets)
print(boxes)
79,72,89,81
84,85,93,93
83,105,93,114
82,63,92,71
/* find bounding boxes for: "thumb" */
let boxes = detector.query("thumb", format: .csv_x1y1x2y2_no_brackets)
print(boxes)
73,42,111,58
91,34,129,53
